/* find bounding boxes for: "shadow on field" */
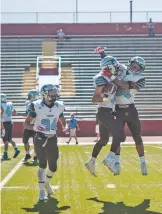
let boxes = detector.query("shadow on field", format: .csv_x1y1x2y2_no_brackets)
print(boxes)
87,197,160,214
22,197,71,214
23,161,39,167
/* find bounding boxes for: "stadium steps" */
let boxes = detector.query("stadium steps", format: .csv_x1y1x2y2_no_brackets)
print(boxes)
42,39,57,68
22,67,36,94
1,35,162,119
60,67,76,97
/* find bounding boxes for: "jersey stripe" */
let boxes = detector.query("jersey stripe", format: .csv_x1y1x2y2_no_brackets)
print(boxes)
136,78,145,90
95,76,107,86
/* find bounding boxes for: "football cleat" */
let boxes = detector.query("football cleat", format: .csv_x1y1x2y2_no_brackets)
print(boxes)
102,157,118,175
45,182,54,196
32,156,38,163
22,154,31,162
141,162,148,176
13,149,20,158
115,162,121,175
39,190,48,201
85,161,96,176
2,152,9,160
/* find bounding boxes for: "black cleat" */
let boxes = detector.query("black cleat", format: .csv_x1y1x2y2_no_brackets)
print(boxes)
13,149,20,158
23,154,31,162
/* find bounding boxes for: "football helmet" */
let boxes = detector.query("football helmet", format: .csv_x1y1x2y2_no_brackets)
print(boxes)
27,89,39,102
128,56,145,74
0,93,7,103
40,84,59,102
100,56,120,75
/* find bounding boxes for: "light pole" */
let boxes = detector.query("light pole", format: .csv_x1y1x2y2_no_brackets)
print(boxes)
76,0,78,23
130,0,133,23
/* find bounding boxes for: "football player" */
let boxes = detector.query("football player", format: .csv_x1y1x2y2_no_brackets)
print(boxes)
95,47,147,175
85,56,125,176
25,84,68,201
18,89,39,163
0,93,20,160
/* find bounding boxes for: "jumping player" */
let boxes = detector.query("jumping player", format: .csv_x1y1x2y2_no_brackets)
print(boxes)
95,47,147,175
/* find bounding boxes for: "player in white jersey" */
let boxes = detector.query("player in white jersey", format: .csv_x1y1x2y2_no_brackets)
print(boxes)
96,47,147,175
85,56,125,176
0,93,20,160
25,84,68,201
18,89,39,163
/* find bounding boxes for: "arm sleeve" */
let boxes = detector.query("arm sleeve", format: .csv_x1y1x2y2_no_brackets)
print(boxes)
128,78,145,90
28,103,36,118
135,78,145,91
95,76,107,86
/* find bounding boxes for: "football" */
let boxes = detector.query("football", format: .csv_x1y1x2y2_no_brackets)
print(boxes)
102,82,117,97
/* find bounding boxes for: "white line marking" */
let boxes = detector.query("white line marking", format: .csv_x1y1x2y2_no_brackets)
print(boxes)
3,185,60,190
149,146,162,149
106,184,116,189
0,150,34,191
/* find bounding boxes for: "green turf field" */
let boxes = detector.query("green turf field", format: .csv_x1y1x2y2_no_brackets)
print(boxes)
1,145,162,214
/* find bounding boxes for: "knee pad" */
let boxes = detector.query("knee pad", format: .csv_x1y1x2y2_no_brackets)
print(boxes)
133,135,143,145
39,162,47,169
49,164,57,173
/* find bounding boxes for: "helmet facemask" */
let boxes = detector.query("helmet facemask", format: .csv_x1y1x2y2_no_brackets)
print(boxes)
128,57,145,74
100,56,120,76
41,85,59,103
46,88,59,102
27,90,39,102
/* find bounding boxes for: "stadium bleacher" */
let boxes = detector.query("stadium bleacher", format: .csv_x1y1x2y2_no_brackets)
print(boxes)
1,36,162,119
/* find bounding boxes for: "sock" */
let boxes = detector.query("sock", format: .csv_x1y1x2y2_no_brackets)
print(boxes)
38,168,46,190
139,156,146,163
90,157,96,163
33,152,36,157
115,155,120,163
14,146,18,150
4,151,8,155
26,151,30,155
39,182,45,191
107,151,115,159
45,169,54,184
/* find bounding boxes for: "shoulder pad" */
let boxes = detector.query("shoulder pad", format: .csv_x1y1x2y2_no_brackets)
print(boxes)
124,74,144,82
55,100,64,107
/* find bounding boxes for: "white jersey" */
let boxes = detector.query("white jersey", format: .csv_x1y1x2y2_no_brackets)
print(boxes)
93,72,116,109
116,69,145,105
0,102,13,122
30,99,65,135
25,100,31,114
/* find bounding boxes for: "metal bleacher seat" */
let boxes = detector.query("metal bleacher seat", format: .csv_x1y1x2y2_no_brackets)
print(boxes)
1,35,162,120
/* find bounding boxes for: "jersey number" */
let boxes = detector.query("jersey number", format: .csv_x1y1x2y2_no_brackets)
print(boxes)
41,119,56,131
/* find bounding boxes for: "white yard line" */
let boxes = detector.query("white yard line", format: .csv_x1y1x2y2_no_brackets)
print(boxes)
148,145,162,149
3,185,59,190
0,150,34,191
